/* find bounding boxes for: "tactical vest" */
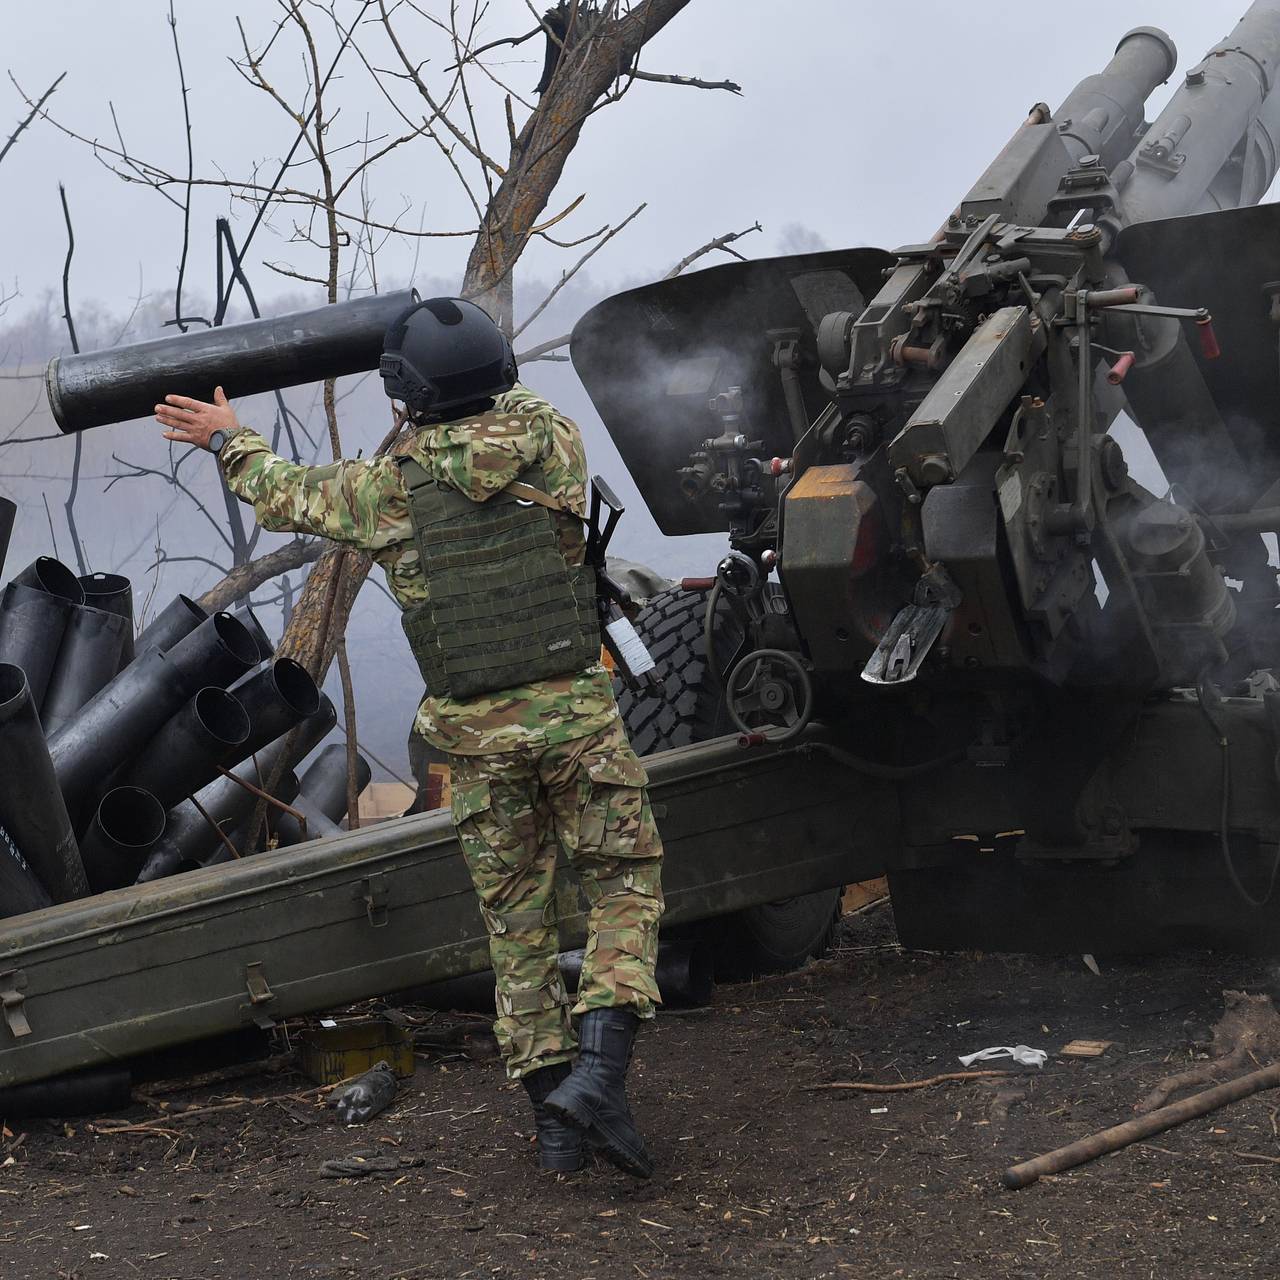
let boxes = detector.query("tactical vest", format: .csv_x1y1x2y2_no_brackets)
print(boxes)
398,458,600,700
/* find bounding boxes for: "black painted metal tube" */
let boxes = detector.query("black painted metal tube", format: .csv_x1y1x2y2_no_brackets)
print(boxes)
0,583,73,711
236,608,275,661
0,823,54,920
11,556,85,604
559,939,715,1009
78,572,134,666
214,769,303,865
48,611,259,818
142,693,336,873
0,497,14,580
80,785,168,893
121,686,251,809
135,594,209,657
40,603,131,736
45,289,419,434
296,743,372,822
229,659,321,758
271,793,342,848
0,664,89,902
0,1064,133,1118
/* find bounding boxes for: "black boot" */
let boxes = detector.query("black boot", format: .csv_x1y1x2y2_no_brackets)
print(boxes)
522,1062,584,1172
544,1009,653,1179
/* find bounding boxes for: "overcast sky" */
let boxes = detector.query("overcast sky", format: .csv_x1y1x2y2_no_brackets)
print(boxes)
0,1,1255,317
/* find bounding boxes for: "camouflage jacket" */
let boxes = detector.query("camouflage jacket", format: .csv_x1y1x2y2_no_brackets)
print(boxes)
219,385,618,755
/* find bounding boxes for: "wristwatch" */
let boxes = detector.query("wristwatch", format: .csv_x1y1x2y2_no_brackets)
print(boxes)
207,429,229,456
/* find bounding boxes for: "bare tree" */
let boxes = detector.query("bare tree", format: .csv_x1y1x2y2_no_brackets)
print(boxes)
11,0,747,832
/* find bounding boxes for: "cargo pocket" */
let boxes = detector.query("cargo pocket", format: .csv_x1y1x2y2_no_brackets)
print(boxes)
577,753,649,856
450,776,492,829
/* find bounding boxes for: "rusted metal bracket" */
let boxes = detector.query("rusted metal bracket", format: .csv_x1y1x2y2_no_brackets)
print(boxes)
357,874,389,928
0,969,31,1039
243,961,277,1030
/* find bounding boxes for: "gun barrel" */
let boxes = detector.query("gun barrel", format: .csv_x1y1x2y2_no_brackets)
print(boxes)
45,289,419,434
1056,26,1178,168
1119,0,1280,223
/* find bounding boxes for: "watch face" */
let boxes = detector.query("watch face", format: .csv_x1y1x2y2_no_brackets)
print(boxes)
209,430,227,454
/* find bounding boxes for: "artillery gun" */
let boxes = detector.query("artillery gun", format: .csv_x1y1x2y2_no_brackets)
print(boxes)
574,1,1280,956
5,5,1280,1093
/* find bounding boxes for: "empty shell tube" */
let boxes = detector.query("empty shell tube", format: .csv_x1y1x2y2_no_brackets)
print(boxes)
0,497,14,580
0,582,75,711
78,572,134,666
230,659,319,757
140,694,337,873
46,288,419,434
79,786,168,893
40,603,131,736
121,686,251,809
0,663,89,902
0,822,54,920
134,594,209,657
11,556,85,604
49,611,260,819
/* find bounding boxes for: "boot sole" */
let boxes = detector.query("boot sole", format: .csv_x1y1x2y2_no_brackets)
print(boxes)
544,1094,653,1180
538,1151,585,1173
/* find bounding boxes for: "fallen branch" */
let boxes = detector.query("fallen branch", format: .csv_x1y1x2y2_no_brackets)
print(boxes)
808,1070,1014,1093
1002,1060,1280,1190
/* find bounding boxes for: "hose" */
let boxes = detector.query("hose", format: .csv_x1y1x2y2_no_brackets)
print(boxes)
703,578,726,690
1195,674,1280,909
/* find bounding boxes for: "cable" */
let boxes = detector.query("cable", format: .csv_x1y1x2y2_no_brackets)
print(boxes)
1195,674,1280,909
703,578,726,690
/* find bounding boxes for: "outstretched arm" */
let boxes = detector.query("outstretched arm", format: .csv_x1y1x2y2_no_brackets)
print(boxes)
155,388,407,550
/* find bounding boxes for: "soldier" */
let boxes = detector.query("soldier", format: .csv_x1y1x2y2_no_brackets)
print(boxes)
154,298,664,1178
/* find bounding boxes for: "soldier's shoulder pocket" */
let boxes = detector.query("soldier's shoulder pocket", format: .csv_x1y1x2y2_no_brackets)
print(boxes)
450,776,492,825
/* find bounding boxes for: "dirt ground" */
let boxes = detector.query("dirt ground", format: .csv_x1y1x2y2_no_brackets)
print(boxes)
6,904,1280,1280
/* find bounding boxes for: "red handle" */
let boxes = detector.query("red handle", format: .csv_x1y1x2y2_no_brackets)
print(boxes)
1107,351,1137,385
1196,315,1222,360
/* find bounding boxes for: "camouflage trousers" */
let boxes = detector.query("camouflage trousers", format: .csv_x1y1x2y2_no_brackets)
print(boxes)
449,716,665,1079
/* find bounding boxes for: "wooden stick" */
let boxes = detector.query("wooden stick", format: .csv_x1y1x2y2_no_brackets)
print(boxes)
1003,1061,1280,1190
808,1070,1014,1093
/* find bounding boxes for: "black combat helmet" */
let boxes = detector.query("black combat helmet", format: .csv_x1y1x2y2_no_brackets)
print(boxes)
380,297,517,419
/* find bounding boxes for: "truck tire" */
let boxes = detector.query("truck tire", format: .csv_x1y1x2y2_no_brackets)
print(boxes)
616,585,842,979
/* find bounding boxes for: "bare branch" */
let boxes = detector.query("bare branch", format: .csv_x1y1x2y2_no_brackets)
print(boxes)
167,0,196,332
665,220,763,278
513,201,646,340
58,184,89,575
630,69,741,94
0,70,65,169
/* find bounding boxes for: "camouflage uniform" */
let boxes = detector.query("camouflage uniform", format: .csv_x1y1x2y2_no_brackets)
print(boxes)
220,385,665,1077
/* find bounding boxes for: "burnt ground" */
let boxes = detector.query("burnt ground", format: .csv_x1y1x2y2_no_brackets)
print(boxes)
5,904,1280,1280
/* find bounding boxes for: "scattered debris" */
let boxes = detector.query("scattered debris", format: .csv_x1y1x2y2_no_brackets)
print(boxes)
300,1017,415,1085
1137,990,1280,1113
328,1060,398,1125
809,1070,1014,1093
1003,1059,1280,1190
1061,1039,1116,1058
959,1045,1047,1069
318,1150,425,1179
